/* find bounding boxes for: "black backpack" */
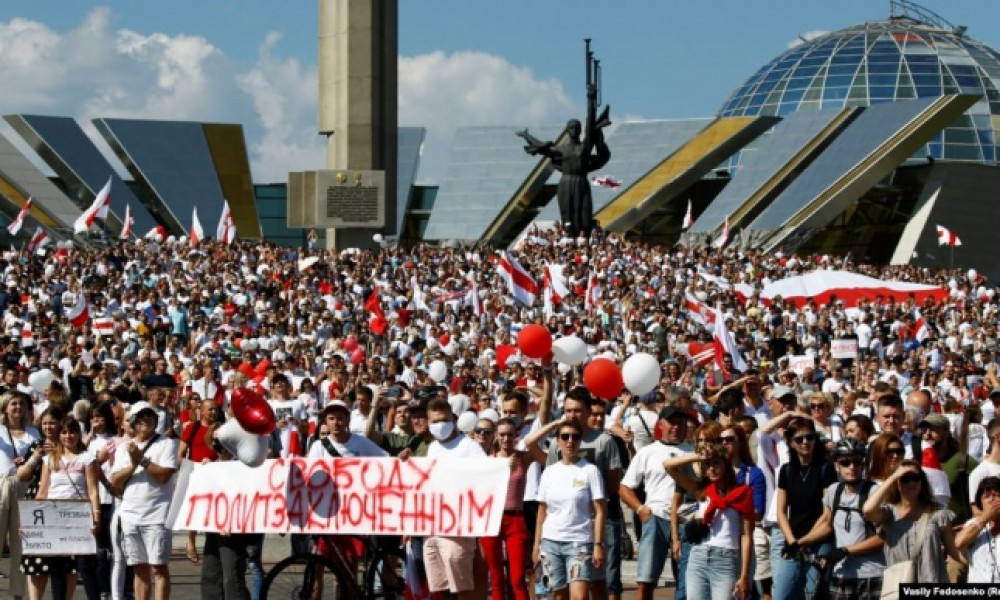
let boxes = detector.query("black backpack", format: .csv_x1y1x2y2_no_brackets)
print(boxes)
831,480,876,537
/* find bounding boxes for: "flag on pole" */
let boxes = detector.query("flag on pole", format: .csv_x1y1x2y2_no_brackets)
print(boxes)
144,225,167,242
190,207,205,244
7,197,32,236
682,199,694,230
66,299,90,329
936,225,961,247
684,292,715,327
119,204,133,239
713,306,747,372
584,271,602,312
498,251,538,306
591,175,622,189
25,227,50,255
714,215,730,249
73,177,112,233
216,200,236,244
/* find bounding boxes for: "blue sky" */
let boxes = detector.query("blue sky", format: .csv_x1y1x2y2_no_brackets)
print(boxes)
2,1,998,183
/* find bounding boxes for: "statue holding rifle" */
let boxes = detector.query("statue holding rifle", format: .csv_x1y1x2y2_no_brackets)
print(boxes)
516,39,611,238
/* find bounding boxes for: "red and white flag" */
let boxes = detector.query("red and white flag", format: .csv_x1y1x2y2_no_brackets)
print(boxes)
92,316,115,337
190,207,205,244
73,177,112,233
216,200,236,244
591,175,622,189
687,341,715,367
682,199,694,230
466,276,483,317
584,271,602,312
119,204,133,239
144,225,167,242
7,197,32,236
713,306,747,372
498,251,538,306
541,263,568,318
936,225,961,247
364,289,387,335
914,308,933,342
921,443,950,506
684,292,715,327
21,321,33,348
25,227,50,255
66,299,90,329
714,215,731,249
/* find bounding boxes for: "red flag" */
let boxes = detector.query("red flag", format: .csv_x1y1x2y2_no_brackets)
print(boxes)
287,430,304,457
365,289,387,335
936,225,961,247
7,197,32,236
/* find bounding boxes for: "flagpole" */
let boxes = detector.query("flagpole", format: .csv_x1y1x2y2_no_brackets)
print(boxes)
950,244,954,271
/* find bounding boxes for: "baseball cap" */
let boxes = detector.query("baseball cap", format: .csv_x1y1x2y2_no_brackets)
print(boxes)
322,400,351,416
658,405,697,423
127,401,157,425
919,414,950,430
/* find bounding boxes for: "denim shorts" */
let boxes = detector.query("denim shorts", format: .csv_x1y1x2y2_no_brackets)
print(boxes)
538,538,594,591
636,514,671,585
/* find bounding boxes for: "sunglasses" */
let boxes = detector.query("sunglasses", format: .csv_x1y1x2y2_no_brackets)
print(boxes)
719,435,738,444
886,448,905,458
899,473,923,485
559,433,583,442
792,433,817,444
836,458,864,468
810,404,826,411
474,428,495,436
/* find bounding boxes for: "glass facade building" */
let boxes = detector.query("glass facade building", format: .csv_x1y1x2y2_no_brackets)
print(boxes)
719,17,1000,165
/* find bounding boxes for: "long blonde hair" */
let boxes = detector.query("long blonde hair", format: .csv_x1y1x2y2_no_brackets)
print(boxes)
0,392,32,430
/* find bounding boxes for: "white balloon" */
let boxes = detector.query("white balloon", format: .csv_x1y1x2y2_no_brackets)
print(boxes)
442,341,457,356
622,353,661,396
28,369,54,394
166,236,177,243
552,336,587,365
214,419,269,467
373,233,384,243
457,411,478,433
428,360,448,383
557,362,572,375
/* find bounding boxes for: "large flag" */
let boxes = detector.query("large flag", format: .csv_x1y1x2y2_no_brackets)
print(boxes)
216,200,236,244
713,306,747,372
66,299,90,329
714,214,730,249
73,177,112,233
119,204,133,239
190,207,205,244
7,197,32,236
936,225,961,247
364,289,387,335
25,227,50,255
498,251,538,306
682,199,694,230
584,271,602,312
684,292,715,327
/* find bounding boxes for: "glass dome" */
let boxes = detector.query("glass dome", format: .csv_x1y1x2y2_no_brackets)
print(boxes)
719,16,1000,165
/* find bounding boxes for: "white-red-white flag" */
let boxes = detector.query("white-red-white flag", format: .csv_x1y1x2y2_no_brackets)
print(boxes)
713,305,747,372
541,264,568,318
25,227,50,255
714,214,730,249
584,271,602,312
119,204,133,239
914,308,933,342
66,299,90,329
73,177,112,233
216,200,236,244
684,292,715,327
936,225,961,247
20,321,33,348
190,207,205,244
682,199,693,230
591,175,622,189
7,197,32,236
921,443,950,506
144,225,167,242
498,251,538,306
92,316,115,337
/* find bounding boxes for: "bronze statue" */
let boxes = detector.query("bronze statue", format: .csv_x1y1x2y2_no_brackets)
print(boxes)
516,40,611,238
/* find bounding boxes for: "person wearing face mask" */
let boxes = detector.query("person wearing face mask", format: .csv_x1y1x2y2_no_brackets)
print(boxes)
423,398,488,600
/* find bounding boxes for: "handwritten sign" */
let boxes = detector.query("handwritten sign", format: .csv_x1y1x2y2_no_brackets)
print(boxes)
168,456,510,538
831,339,859,360
788,355,814,376
19,500,96,556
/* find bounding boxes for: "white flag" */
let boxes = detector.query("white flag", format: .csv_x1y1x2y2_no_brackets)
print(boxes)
190,207,205,244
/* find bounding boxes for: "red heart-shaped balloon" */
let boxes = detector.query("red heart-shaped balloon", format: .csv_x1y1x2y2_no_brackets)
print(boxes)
231,387,277,435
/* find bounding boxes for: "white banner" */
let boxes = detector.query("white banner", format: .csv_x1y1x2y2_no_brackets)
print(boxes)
19,500,96,556
168,456,510,537
831,338,859,360
788,355,814,376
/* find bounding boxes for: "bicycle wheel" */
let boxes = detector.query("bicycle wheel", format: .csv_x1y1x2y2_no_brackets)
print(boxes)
262,553,352,600
364,551,406,600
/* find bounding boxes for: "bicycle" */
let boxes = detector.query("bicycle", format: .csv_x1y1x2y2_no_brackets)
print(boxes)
262,533,406,600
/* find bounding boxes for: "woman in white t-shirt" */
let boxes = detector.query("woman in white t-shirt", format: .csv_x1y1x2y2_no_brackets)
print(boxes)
532,419,606,600
665,444,756,600
0,392,40,600
23,416,100,600
957,475,1000,584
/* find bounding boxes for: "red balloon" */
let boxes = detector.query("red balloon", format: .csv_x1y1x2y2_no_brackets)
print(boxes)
233,338,242,350
517,324,553,359
439,333,450,347
350,348,365,365
231,387,276,435
583,358,624,399
343,337,359,352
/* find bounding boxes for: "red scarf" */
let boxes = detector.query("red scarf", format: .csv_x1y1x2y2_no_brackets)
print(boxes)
703,483,756,525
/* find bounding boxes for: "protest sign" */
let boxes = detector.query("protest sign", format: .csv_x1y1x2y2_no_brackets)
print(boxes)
19,500,96,556
788,355,814,376
831,338,859,360
169,456,510,537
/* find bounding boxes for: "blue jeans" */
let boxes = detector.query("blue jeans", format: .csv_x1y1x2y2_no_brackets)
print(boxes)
675,525,692,600
598,519,622,594
686,544,740,600
770,529,830,600
247,534,265,600
636,515,671,585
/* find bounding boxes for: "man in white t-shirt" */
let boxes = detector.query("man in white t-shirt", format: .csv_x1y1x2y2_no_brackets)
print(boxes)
110,402,180,600
267,374,308,457
423,398,486,599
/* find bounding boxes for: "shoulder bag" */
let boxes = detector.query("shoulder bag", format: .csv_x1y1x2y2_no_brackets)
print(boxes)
880,510,931,600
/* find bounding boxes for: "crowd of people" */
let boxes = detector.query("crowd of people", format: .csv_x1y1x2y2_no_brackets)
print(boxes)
0,223,997,600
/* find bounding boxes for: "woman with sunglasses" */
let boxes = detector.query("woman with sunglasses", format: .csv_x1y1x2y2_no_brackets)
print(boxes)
720,426,766,523
804,392,841,447
532,418,606,600
862,459,965,584
868,433,905,484
772,418,837,600
664,444,756,599
472,417,497,455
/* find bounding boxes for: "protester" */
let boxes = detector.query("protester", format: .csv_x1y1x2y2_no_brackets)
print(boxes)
955,476,1000,584
0,391,39,600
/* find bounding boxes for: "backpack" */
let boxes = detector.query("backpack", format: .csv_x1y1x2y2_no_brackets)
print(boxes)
831,480,876,537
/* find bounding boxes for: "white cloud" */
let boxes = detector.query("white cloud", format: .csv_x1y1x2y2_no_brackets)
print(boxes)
787,30,830,49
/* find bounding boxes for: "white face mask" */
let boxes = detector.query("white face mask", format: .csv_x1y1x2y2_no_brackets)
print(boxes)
429,420,455,441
